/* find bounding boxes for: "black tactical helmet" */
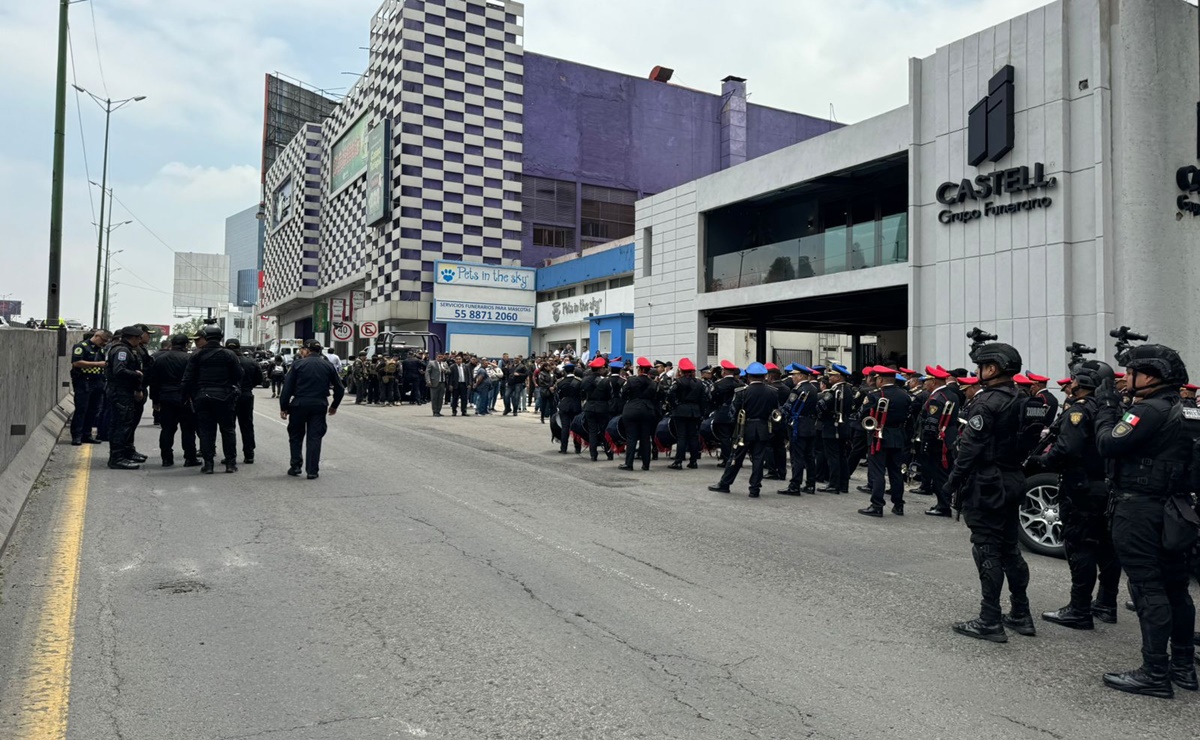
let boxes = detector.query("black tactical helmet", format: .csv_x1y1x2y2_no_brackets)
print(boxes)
968,342,1022,375
1119,344,1189,386
225,338,241,350
198,324,224,341
1071,359,1115,390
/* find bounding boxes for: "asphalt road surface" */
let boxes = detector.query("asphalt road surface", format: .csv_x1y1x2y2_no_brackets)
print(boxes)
2,388,1199,740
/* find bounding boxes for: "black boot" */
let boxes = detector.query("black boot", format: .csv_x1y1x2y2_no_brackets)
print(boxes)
287,466,302,477
708,484,730,493
1042,605,1094,630
1003,611,1037,637
1091,601,1118,624
201,459,215,474
183,457,202,467
777,486,802,496
801,483,815,493
952,618,1008,643
857,505,883,518
1171,648,1198,691
243,454,254,464
161,452,174,468
667,461,682,470
1103,653,1174,699
225,461,238,473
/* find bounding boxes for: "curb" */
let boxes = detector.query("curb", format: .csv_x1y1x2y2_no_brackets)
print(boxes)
0,395,74,558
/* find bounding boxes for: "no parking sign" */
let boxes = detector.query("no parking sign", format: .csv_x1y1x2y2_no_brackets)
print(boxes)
359,321,378,339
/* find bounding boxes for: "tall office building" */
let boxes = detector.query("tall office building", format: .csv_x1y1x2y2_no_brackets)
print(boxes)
224,204,265,306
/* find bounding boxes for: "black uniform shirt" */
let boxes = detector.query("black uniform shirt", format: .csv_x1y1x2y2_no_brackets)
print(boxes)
182,346,244,397
668,376,706,419
1040,395,1105,484
555,375,583,414
106,340,143,392
947,382,1024,487
1095,388,1196,496
148,348,190,403
279,355,345,410
237,355,264,396
71,339,106,380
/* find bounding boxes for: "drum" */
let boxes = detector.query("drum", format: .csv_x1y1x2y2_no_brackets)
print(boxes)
654,417,677,453
604,416,627,455
570,415,589,448
700,415,732,455
550,412,563,443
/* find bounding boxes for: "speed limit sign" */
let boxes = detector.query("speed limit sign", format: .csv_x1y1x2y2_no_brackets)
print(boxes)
359,321,378,339
331,322,354,342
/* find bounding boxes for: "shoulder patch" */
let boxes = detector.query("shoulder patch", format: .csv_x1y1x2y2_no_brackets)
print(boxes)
1113,421,1133,438
928,404,939,415
1182,407,1200,421
116,351,128,361
1121,412,1141,427
73,347,83,355
1069,411,1084,425
968,415,984,431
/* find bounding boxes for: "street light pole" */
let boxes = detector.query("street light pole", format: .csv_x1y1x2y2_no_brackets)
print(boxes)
47,0,70,335
100,220,129,329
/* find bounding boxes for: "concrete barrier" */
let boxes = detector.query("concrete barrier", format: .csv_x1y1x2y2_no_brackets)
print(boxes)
0,328,83,553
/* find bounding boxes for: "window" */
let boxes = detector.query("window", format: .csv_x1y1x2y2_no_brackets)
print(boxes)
583,281,605,294
533,226,573,249
272,178,293,227
521,175,576,225
706,332,720,358
598,330,612,355
642,226,653,277
608,275,633,289
580,184,636,244
555,288,576,299
625,328,634,354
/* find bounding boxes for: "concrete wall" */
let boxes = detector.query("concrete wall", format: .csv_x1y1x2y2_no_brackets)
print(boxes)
1,329,79,472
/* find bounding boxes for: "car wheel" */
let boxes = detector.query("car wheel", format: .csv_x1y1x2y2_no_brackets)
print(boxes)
1018,473,1065,558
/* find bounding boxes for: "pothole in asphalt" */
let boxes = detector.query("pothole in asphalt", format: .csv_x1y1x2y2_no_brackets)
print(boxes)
155,579,210,595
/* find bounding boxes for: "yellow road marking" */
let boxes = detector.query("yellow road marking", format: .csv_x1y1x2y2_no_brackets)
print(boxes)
14,443,92,739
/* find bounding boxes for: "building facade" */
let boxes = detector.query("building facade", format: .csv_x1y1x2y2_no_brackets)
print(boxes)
224,203,265,306
259,0,837,357
534,237,635,357
636,0,1200,376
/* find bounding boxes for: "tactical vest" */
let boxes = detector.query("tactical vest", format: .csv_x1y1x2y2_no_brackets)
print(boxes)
1111,401,1200,497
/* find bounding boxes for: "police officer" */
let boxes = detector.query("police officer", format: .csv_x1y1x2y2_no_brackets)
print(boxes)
1094,343,1196,698
226,339,263,464
778,364,821,495
1028,373,1058,428
147,334,199,467
581,357,615,461
70,329,111,445
667,358,706,469
711,361,743,466
945,336,1034,643
554,361,583,454
708,362,777,498
279,340,344,480
619,358,659,471
268,356,287,398
859,370,914,517
182,325,243,474
765,363,790,481
1030,359,1121,630
817,365,855,494
922,366,965,517
105,326,147,470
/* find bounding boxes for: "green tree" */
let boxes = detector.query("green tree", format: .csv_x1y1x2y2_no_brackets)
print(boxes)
764,256,796,284
172,316,206,338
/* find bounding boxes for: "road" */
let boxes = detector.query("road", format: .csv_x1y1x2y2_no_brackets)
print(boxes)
1,388,1198,740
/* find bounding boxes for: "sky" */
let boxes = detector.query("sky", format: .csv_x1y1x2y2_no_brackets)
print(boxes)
0,0,1064,329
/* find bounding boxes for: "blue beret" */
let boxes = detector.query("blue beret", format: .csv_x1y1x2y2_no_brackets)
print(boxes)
831,364,850,375
810,365,826,372
610,361,624,369
746,362,768,376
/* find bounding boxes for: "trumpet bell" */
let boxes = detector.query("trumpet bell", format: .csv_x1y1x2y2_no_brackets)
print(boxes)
861,416,880,432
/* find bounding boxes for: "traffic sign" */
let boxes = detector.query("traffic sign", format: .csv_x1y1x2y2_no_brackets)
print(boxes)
359,321,378,339
331,322,354,342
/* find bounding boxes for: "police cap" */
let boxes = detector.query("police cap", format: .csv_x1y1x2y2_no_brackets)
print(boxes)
225,338,241,350
168,333,190,347
119,325,142,338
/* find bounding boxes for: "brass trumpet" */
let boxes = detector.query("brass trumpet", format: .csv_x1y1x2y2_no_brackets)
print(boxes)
860,397,889,438
732,408,747,450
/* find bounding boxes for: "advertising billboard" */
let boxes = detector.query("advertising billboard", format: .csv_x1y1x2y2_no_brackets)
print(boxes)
0,299,21,320
330,113,370,195
365,119,391,226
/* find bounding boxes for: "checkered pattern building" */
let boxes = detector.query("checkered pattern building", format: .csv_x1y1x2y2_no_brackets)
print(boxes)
279,0,525,316
261,122,323,307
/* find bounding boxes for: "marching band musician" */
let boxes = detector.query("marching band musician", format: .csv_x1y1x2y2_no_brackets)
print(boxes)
817,364,855,494
667,358,706,469
708,363,777,498
777,364,821,495
920,365,966,518
765,363,790,481
711,360,744,467
858,368,915,517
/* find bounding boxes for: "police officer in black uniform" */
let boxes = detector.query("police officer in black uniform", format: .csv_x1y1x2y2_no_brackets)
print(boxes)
226,339,263,464
182,324,243,474
945,331,1034,643
667,358,706,469
619,358,658,471
70,329,110,445
778,364,820,495
581,357,615,461
711,361,744,466
818,365,855,493
147,333,199,467
859,370,915,517
766,364,790,481
1030,359,1121,630
105,326,147,470
554,361,583,454
279,340,344,480
708,363,777,498
1094,342,1197,698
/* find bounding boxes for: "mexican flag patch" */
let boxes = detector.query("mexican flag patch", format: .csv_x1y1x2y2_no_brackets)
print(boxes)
1122,413,1140,427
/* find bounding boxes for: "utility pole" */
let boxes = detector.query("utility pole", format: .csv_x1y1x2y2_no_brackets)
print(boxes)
92,105,112,328
47,0,69,338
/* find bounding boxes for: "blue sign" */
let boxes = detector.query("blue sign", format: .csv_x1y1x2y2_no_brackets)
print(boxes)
435,260,534,291
434,299,535,326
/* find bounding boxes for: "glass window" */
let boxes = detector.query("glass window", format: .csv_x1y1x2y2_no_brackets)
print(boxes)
706,332,719,357
583,281,605,294
608,275,633,289
598,330,612,355
533,226,573,249
555,288,576,299
581,184,636,244
625,328,634,353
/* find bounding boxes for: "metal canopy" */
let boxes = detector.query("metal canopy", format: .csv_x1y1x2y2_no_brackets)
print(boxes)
704,285,908,335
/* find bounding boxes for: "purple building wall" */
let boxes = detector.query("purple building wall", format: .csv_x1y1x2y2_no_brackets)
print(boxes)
519,53,842,265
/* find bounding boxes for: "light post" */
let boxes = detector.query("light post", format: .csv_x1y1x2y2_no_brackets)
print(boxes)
100,221,128,328
74,85,145,327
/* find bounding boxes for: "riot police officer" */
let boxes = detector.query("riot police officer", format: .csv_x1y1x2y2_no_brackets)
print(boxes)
1030,359,1120,630
105,326,147,470
708,363,777,497
182,325,243,474
1095,343,1197,698
945,335,1033,643
227,338,263,464
147,334,198,467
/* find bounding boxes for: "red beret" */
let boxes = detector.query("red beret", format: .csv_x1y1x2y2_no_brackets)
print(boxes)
1026,372,1050,383
765,362,779,371
1184,384,1199,391
1114,372,1126,379
900,367,917,375
719,360,737,370
925,365,950,379
678,358,695,372
636,356,652,369
1013,374,1033,385
959,376,980,385
588,357,607,368
1056,378,1072,387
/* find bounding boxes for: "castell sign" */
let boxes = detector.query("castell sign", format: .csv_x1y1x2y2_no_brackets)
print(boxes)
936,65,1057,225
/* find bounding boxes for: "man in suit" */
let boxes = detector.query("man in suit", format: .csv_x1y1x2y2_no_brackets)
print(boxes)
708,363,778,498
448,354,471,416
426,352,447,417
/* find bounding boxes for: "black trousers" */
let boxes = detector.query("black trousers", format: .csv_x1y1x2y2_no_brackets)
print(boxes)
584,411,610,459
788,434,817,487
71,379,105,441
235,394,256,457
926,439,954,509
107,392,139,463
822,436,847,491
962,472,1030,623
270,376,284,396
430,383,445,415
845,431,868,481
718,437,769,493
623,411,655,469
771,430,788,478
287,404,329,475
158,399,197,461
559,411,581,453
194,393,237,464
1111,494,1195,659
868,445,905,508
672,417,701,463
1061,484,1121,610
450,383,469,415
132,399,146,448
